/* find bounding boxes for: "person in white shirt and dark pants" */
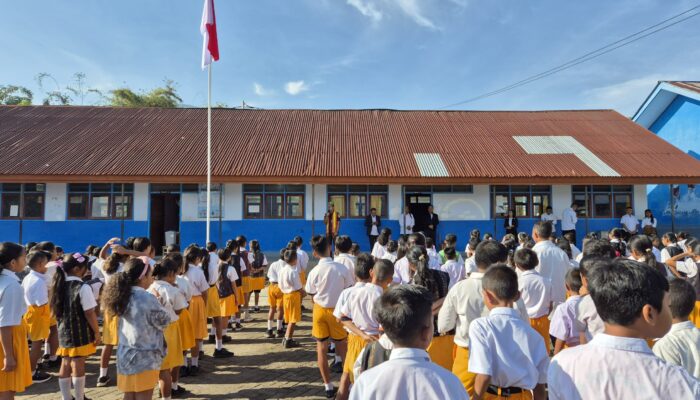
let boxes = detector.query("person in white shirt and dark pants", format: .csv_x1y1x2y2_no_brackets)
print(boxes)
364,209,381,250
620,207,639,240
561,203,578,245
399,206,415,236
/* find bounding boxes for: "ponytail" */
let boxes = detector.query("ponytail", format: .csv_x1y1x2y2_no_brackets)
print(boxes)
407,246,436,298
629,235,662,275
201,247,211,282
102,258,148,317
217,247,232,288
183,245,201,274
104,252,126,275
50,253,89,320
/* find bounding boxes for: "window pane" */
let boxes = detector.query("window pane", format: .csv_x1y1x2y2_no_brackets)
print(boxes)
571,185,587,193
370,194,387,217
112,195,132,219
452,185,473,193
512,195,529,217
494,194,509,215
264,184,285,193
612,185,633,192
285,195,304,218
532,194,550,218
112,183,134,193
91,183,111,192
91,195,111,218
614,194,632,218
23,184,45,192
68,183,89,192
572,193,589,217
242,184,264,193
23,194,44,218
68,194,88,218
368,185,388,193
593,194,611,218
592,185,611,192
349,194,367,217
1,193,20,218
405,185,431,192
531,185,551,193
328,195,346,217
265,194,284,218
327,185,347,193
152,184,181,193
285,185,306,193
432,186,452,193
511,185,530,193
181,184,199,192
348,185,368,193
244,194,262,219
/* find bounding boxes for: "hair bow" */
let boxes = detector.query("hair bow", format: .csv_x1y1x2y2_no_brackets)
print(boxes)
72,252,86,263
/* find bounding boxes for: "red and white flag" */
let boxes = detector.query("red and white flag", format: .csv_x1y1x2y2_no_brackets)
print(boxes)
200,0,219,69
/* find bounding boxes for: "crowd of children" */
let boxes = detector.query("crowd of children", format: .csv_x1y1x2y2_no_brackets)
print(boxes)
0,220,699,399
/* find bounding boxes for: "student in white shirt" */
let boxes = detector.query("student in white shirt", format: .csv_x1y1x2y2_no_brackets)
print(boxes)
370,229,391,260
531,221,571,308
548,259,700,399
294,236,310,283
21,250,52,384
440,247,465,289
620,207,639,236
540,206,557,234
183,246,209,374
463,238,479,276
514,249,552,352
424,237,442,270
334,236,356,273
469,265,549,400
439,234,464,265
641,209,658,235
652,279,700,379
278,250,304,349
560,203,578,243
399,206,415,235
550,269,583,355
381,240,398,264
266,249,287,339
350,285,468,400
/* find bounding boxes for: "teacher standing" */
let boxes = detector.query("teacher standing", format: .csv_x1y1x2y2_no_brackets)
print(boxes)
504,209,518,236
323,203,341,250
425,204,439,242
364,208,381,250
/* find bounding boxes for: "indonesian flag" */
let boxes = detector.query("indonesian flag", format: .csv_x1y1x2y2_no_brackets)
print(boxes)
200,0,219,69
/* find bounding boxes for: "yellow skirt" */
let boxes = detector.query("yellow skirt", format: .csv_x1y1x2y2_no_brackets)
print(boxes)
343,334,368,383
206,286,222,318
235,286,245,306
241,276,252,294
24,304,51,341
268,283,283,308
690,300,700,329
0,323,32,393
189,295,208,340
57,343,96,358
452,345,477,398
220,295,238,318
300,270,307,286
117,369,159,393
283,292,301,324
177,308,196,351
427,335,455,371
530,315,551,352
161,322,184,370
250,276,265,291
102,311,119,346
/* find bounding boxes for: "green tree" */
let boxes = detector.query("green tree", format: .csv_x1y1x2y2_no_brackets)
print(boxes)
0,85,33,105
109,79,182,108
66,72,105,105
36,72,72,105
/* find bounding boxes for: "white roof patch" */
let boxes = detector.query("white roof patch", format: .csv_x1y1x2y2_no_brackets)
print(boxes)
513,136,620,177
414,153,449,177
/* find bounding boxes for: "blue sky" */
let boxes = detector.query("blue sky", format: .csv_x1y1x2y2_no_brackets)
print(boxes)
1,0,699,115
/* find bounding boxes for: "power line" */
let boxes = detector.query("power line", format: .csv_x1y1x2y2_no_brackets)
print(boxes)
439,5,700,109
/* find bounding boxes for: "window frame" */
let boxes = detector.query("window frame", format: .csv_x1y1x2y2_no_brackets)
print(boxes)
571,185,634,219
327,185,389,218
490,185,551,218
242,184,305,220
0,183,46,220
67,183,134,220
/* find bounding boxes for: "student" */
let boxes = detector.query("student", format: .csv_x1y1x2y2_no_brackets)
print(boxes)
463,238,479,276
205,242,222,345
574,256,609,344
562,232,580,260
0,242,32,398
349,243,361,257
666,240,700,327
97,250,129,387
560,203,578,244
236,236,253,322
51,253,100,400
468,265,549,400
371,228,391,260
349,285,468,400
227,241,246,331
213,248,237,358
21,250,52,383
266,249,286,339
183,245,209,376
149,258,188,400
103,258,171,400
609,228,627,257
278,249,303,348
305,235,355,399
334,235,356,273
550,268,583,355
33,241,61,369
439,234,464,265
247,240,267,312
641,209,658,236
677,232,689,252
628,235,664,276
531,221,571,308
163,251,195,391
652,279,700,378
513,249,552,352
381,240,398,264
424,237,442,270
540,206,557,234
440,247,465,289
294,236,310,285
548,259,700,399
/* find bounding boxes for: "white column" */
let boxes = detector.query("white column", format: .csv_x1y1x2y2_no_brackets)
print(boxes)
388,185,402,220
634,185,648,218
44,183,66,222
225,184,242,221
312,184,327,221
552,185,571,218
133,183,149,221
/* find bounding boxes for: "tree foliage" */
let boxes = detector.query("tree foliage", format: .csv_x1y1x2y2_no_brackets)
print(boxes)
0,85,33,105
109,79,182,108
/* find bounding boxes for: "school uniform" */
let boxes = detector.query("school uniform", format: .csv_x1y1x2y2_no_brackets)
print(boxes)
532,240,571,307
102,264,124,346
231,254,246,306
296,249,309,285
175,275,195,351
440,259,465,290
56,276,98,358
247,251,268,292
206,252,222,318
518,270,552,350
332,282,366,329
0,268,32,393
427,247,442,270
392,257,411,284
541,213,557,233
573,294,604,342
468,307,549,399
349,347,468,400
218,264,240,317
239,247,253,294
381,252,397,264
548,333,700,399
22,270,51,341
652,321,700,379
267,260,284,309
304,257,355,341
464,256,477,276
620,214,639,234
334,253,356,274
279,263,302,324
184,264,209,340
149,280,187,370
370,242,386,259
549,295,582,348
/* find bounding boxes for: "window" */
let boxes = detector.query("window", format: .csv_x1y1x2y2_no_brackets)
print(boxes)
243,184,304,219
405,185,473,193
68,183,133,219
490,185,551,218
327,185,388,218
0,184,45,219
572,185,633,218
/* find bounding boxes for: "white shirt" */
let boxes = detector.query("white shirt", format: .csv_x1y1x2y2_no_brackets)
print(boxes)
620,214,639,232
469,307,549,389
661,245,680,263
532,240,571,305
207,251,220,286
440,259,465,290
677,258,698,279
175,275,192,303
518,270,552,318
278,263,302,294
464,256,477,275
333,282,366,321
371,242,386,259
296,249,309,272
569,243,581,260
653,321,700,379
90,263,105,283
247,252,268,270
641,217,657,228
66,276,98,312
184,264,209,296
541,212,557,232
370,215,379,236
561,208,578,231
652,247,662,263
338,283,383,335
22,270,49,307
393,257,411,284
427,248,441,270
149,280,187,322
267,259,284,283
223,265,239,284
399,213,415,235
381,252,397,263
304,257,355,308
574,294,604,342
353,334,394,379
0,269,27,327
548,333,700,400
349,347,468,400
334,253,356,273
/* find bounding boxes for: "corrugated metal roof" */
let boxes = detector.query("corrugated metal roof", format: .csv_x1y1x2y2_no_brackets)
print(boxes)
414,153,449,177
0,106,699,184
668,81,700,95
513,136,620,177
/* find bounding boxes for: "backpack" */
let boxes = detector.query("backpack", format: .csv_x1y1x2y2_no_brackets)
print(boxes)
359,341,392,375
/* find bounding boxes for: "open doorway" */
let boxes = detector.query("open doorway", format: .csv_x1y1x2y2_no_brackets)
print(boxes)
150,193,180,256
405,193,432,234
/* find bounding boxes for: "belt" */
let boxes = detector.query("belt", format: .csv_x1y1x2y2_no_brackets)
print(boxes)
486,385,523,397
270,281,278,284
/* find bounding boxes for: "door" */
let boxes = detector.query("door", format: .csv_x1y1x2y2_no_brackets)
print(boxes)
405,193,432,234
150,193,181,255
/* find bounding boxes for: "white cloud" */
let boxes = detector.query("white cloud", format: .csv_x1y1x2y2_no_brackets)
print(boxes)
347,0,383,22
253,82,275,96
284,80,310,95
345,0,440,30
394,0,437,29
583,75,673,117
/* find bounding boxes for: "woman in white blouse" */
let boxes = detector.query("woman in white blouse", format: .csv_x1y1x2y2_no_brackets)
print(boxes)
641,209,658,236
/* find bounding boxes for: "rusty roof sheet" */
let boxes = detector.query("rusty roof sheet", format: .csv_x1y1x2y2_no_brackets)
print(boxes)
0,106,699,184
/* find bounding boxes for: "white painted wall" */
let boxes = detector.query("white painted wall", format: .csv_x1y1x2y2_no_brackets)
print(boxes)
133,183,149,221
432,185,490,220
180,192,199,221
634,185,648,218
225,184,242,221
388,185,402,220
45,183,66,221
552,185,571,219
305,184,327,221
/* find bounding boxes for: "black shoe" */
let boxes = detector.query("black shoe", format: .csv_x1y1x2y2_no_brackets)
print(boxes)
222,335,232,343
327,346,336,356
207,334,215,344
266,329,275,338
213,348,234,358
235,322,243,330
199,350,204,358
41,358,61,370
253,306,260,312
282,338,300,348
179,366,190,378
276,329,285,338
325,388,338,398
330,361,343,373
96,375,111,387
172,386,187,397
189,365,199,376
301,305,308,311
31,369,51,383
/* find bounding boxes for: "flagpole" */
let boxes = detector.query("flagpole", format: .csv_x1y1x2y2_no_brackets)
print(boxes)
206,63,212,245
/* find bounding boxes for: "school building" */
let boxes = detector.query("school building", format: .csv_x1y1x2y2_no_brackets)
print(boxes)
1,105,699,253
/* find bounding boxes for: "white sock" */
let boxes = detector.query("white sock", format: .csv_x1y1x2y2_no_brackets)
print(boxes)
191,356,199,367
72,376,86,400
276,320,283,330
334,354,342,363
99,367,108,378
172,382,178,390
49,355,58,361
58,377,72,400
210,326,216,336
324,383,334,391
267,320,273,330
44,344,50,356
215,338,223,350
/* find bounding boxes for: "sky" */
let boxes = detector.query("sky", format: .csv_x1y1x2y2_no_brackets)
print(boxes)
1,0,699,116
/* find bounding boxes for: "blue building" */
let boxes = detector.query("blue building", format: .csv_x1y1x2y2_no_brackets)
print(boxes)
633,81,700,236
1,106,699,253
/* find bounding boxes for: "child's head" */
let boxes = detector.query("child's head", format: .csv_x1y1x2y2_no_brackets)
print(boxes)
152,258,179,283
677,232,688,241
206,242,217,253
588,259,671,338
283,249,298,266
668,279,696,322
481,264,520,309
294,236,303,248
373,285,433,349
132,237,153,256
50,253,90,319
513,248,538,271
236,235,248,248
474,241,508,271
661,232,677,246
183,245,203,270
517,232,529,244
163,251,185,274
563,231,576,244
377,228,392,246
335,235,352,254
386,240,398,254
0,242,26,273
470,229,481,241
217,247,232,263
629,235,660,273
371,259,395,288
532,221,553,242
34,241,57,261
58,253,90,278
565,268,582,295
425,237,435,250
444,234,457,248
102,257,153,317
166,244,180,254
55,246,64,258
556,238,573,259
583,239,615,259
354,253,374,282
349,243,360,256
443,246,456,261
286,240,298,252
27,250,50,273
250,239,261,253
466,237,480,257
311,235,330,258
578,256,610,290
